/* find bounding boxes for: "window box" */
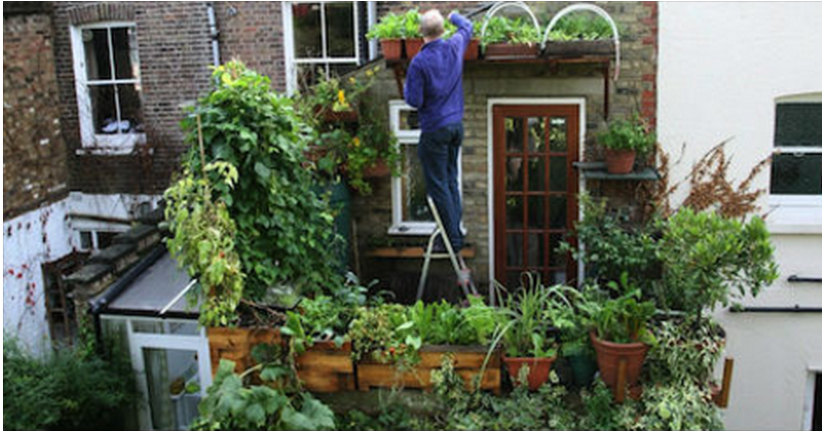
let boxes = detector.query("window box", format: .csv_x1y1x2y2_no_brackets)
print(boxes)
543,39,615,58
483,43,540,60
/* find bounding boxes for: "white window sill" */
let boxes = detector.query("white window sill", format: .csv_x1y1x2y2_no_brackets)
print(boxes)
77,133,147,156
767,201,822,235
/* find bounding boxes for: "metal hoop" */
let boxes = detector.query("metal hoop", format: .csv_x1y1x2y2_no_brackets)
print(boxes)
541,3,621,80
480,1,542,43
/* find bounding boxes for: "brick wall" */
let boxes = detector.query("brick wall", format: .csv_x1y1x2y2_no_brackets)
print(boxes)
3,11,69,219
51,2,214,195
213,2,287,93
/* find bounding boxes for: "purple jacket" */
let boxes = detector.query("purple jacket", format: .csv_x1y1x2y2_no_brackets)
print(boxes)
404,13,472,133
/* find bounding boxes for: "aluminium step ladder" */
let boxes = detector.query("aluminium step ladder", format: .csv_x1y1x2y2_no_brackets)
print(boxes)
416,196,481,303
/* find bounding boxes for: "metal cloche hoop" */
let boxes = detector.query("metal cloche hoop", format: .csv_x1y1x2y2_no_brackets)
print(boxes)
541,3,621,80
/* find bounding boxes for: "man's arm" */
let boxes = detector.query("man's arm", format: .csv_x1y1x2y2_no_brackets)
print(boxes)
448,12,473,49
404,61,424,108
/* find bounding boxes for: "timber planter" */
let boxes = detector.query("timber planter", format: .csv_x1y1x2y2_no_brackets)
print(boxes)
356,345,502,394
543,40,615,58
207,327,283,376
294,341,356,393
483,43,540,60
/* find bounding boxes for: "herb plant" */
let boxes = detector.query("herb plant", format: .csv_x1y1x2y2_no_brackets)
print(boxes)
480,16,541,47
598,114,656,153
496,275,570,358
547,13,614,41
581,275,657,344
366,13,404,40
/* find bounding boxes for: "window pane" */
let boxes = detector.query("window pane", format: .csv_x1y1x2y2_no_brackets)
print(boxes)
83,28,112,80
549,233,566,266
771,153,822,195
505,118,523,152
527,157,545,191
775,103,822,147
118,84,144,133
550,195,567,229
505,196,524,229
399,110,420,131
80,231,93,249
142,348,202,430
528,195,544,229
506,234,523,266
111,26,139,79
505,157,523,191
402,145,432,222
527,233,544,268
89,85,117,134
549,117,568,151
292,3,322,58
325,2,355,57
527,117,545,152
550,156,567,191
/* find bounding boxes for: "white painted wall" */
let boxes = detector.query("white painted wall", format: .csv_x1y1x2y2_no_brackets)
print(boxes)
2,193,160,356
658,3,822,430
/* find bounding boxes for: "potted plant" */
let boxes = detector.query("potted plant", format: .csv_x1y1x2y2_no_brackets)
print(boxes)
582,274,656,393
543,13,616,58
402,8,424,59
597,115,656,174
549,290,598,388
496,275,569,390
444,11,482,60
367,12,404,60
481,15,541,59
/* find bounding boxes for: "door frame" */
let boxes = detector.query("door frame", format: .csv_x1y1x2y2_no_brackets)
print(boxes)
486,98,586,285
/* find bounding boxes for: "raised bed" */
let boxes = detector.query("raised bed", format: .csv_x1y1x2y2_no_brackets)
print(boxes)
357,345,501,394
207,327,282,375
543,40,615,58
483,43,540,60
294,341,356,393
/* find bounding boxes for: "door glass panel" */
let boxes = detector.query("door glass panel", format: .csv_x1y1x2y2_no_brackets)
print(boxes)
527,157,545,191
550,195,567,229
292,3,322,58
506,157,524,191
549,117,568,151
506,234,523,266
505,196,524,228
325,2,355,57
505,118,523,152
505,271,522,290
528,196,545,229
550,156,567,192
527,117,545,152
549,233,567,266
142,348,202,430
527,233,544,268
547,270,567,285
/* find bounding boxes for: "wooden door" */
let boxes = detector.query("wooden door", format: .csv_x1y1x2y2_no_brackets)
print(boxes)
493,105,579,289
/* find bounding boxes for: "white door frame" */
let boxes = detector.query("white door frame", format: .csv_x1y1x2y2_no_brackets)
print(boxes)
486,98,587,286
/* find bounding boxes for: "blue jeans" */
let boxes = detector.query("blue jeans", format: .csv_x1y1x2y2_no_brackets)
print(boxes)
418,123,464,251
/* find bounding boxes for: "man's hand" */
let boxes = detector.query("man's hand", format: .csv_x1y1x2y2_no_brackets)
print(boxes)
447,11,455,21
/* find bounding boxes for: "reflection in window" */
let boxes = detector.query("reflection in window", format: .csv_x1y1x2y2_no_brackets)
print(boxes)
771,101,822,196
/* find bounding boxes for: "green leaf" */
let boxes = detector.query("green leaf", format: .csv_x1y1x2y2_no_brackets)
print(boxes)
254,162,271,180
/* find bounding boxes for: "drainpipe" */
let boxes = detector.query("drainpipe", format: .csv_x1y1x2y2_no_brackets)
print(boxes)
207,3,220,68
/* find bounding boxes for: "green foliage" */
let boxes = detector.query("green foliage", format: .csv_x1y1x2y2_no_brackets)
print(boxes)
165,161,244,326
3,337,137,431
480,15,541,46
580,275,657,344
647,316,725,384
193,360,335,431
548,13,614,41
598,114,656,154
348,303,418,364
443,11,481,39
176,61,341,304
577,381,640,430
366,9,422,40
656,208,778,319
560,193,660,296
402,8,422,39
636,380,724,431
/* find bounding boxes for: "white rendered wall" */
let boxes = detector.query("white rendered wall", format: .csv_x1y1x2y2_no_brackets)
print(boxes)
2,193,159,356
658,3,822,430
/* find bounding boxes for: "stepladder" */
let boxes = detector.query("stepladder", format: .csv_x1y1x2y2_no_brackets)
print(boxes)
417,196,485,303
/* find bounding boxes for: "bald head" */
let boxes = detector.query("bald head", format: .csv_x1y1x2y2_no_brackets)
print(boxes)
420,9,445,41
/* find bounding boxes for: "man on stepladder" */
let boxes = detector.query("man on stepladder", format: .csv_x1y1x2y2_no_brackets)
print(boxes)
404,9,472,282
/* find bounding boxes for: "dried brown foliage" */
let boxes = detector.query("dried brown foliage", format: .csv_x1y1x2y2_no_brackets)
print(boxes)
641,140,771,219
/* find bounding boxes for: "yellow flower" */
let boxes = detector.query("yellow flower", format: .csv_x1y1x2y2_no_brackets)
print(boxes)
337,90,346,105
352,137,361,147
349,77,356,84
366,70,374,77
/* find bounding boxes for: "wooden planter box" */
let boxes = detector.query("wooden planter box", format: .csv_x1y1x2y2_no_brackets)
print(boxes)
483,43,540,60
543,40,615,58
295,341,356,393
357,345,501,394
207,327,282,376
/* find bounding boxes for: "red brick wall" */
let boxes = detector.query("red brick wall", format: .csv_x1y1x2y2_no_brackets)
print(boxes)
51,2,214,195
3,11,69,218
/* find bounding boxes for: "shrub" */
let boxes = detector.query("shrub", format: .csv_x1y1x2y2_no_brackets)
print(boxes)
3,337,137,431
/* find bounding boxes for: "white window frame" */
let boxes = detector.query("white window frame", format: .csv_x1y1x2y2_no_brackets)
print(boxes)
69,21,146,155
388,101,464,236
767,94,822,233
283,1,373,94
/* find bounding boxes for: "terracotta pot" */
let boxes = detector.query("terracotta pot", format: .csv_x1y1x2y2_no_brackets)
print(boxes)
464,38,480,60
604,149,637,174
362,159,391,178
380,39,403,60
590,330,648,389
483,43,540,60
405,38,424,59
503,355,556,391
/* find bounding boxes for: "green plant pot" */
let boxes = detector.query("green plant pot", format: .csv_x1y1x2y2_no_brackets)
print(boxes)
568,353,597,387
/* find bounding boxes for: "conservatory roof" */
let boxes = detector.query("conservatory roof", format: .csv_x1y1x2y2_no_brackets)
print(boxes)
104,252,198,318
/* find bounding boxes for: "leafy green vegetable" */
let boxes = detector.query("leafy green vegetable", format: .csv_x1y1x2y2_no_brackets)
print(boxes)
480,16,541,47
547,13,614,41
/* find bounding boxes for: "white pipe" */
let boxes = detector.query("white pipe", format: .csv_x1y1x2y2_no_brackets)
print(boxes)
159,279,198,316
207,3,220,68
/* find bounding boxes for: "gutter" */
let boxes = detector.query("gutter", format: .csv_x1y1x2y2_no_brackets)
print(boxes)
207,3,221,68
